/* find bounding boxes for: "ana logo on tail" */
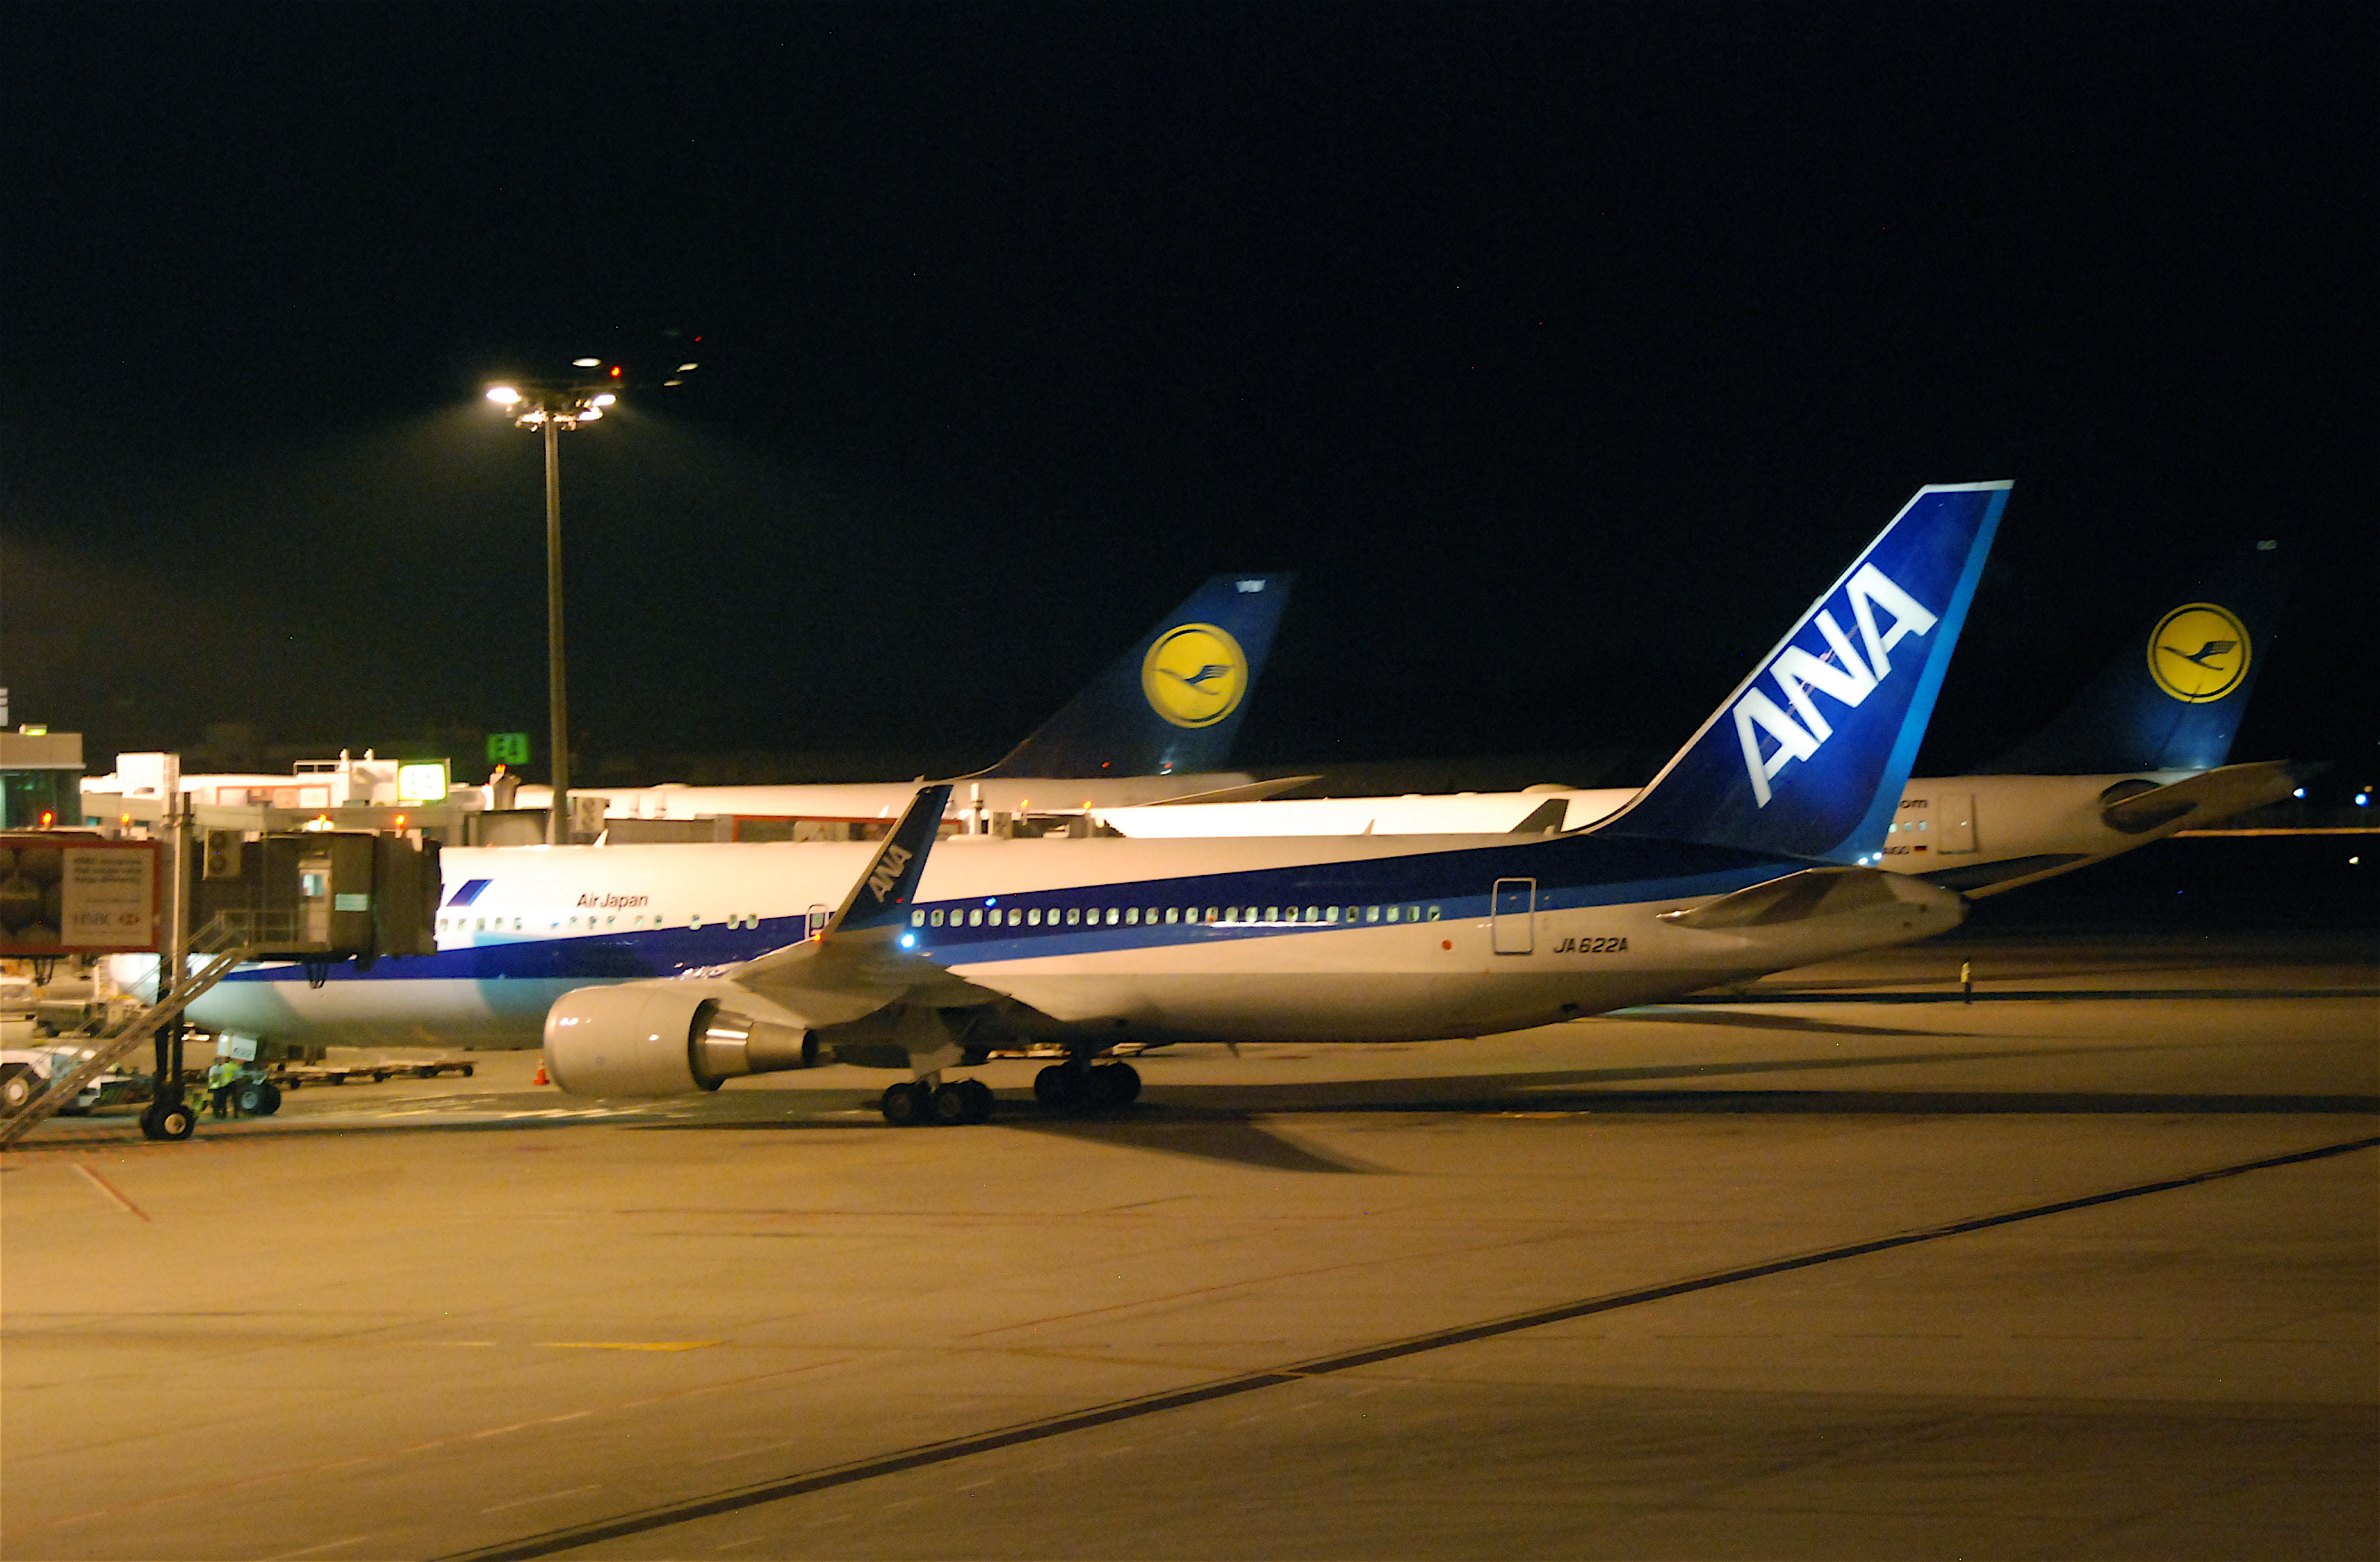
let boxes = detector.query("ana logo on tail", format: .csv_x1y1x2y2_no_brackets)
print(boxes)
865,843,914,900
1734,563,1940,806
1141,623,1249,729
2146,603,2250,703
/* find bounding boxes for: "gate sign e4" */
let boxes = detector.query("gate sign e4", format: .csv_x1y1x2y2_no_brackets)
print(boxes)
0,836,162,956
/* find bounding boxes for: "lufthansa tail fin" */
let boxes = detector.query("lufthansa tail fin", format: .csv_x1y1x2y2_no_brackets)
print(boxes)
1598,482,2010,864
977,573,1294,779
1980,540,2288,774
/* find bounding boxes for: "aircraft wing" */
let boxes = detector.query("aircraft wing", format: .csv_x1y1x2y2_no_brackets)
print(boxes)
2101,758,2319,835
725,783,995,1017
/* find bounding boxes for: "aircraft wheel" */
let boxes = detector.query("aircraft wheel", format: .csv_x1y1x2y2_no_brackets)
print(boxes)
1094,1062,1141,1107
928,1082,975,1125
879,1082,930,1126
1033,1064,1083,1112
957,1078,995,1123
140,1101,197,1141
251,1082,282,1117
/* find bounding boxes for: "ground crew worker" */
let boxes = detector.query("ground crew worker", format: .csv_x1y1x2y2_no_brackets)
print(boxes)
206,1057,238,1119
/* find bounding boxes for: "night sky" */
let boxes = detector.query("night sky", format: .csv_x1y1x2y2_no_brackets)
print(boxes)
3,3,2371,789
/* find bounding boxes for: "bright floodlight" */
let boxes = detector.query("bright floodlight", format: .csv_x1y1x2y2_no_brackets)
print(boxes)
576,407,602,421
485,384,522,405
571,357,601,367
590,392,617,406
677,362,699,371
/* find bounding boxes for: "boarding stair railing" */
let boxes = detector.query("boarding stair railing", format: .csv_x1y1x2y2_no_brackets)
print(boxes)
0,911,309,1148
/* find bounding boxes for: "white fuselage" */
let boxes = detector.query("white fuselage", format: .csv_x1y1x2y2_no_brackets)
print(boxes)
175,833,1962,1050
544,774,1267,821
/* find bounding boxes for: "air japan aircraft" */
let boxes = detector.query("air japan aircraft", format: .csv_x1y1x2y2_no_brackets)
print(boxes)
521,571,1303,824
1092,543,2301,897
182,480,2008,1123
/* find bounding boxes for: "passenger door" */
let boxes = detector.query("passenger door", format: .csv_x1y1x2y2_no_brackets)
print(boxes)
1934,793,1977,854
1491,877,1536,956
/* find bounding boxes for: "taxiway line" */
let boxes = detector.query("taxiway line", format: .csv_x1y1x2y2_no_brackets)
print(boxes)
440,1132,2380,1562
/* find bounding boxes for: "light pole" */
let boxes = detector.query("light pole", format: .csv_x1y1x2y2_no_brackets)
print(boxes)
484,380,616,845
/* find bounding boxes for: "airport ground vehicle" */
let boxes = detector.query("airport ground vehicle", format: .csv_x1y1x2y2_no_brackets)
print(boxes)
0,1046,142,1116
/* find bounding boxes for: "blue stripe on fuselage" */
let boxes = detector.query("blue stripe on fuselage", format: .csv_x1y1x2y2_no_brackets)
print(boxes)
219,919,805,986
228,834,1809,986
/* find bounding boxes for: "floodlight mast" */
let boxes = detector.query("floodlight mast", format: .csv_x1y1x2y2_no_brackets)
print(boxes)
484,380,614,845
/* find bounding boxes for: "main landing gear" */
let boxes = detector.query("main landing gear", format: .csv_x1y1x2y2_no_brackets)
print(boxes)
879,1077,994,1127
1033,1059,1140,1114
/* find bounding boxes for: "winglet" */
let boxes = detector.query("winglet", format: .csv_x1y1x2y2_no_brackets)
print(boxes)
1597,482,2010,865
977,572,1295,778
822,784,952,937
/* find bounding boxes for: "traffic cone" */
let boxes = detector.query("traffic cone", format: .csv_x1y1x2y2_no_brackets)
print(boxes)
532,1059,550,1086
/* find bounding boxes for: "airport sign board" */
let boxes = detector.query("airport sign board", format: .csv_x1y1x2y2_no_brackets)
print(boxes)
0,834,161,955
396,760,452,804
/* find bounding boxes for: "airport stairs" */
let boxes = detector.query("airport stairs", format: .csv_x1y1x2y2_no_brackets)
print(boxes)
0,911,302,1148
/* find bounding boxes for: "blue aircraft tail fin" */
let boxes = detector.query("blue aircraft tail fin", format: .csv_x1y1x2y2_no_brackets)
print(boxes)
1979,540,2288,774
1597,482,2010,864
977,573,1294,778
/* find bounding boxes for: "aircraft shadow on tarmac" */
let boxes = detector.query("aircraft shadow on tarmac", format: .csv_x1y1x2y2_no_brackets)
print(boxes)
27,1027,2374,1168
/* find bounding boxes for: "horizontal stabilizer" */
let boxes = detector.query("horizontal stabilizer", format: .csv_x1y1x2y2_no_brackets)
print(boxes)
1656,866,1909,929
2098,759,2320,836
1921,852,2089,894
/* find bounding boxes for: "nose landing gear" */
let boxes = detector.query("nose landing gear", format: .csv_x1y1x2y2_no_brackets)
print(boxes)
138,1100,196,1141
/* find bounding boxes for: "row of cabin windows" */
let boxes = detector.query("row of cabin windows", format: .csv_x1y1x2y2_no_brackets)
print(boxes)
434,913,762,934
913,903,1440,929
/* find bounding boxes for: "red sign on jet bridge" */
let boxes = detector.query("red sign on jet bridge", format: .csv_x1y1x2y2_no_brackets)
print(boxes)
0,835,163,956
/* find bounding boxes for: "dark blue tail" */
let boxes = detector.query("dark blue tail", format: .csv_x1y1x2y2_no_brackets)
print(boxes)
1980,540,2288,774
978,573,1294,778
1598,482,2010,864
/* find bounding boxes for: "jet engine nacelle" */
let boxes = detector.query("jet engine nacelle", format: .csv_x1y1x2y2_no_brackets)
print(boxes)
543,983,820,1097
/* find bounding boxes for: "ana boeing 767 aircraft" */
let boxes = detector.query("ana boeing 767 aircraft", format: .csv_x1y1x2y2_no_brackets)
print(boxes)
182,480,2011,1123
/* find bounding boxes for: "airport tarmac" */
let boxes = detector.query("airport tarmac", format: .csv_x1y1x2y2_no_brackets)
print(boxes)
3,930,2373,1561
